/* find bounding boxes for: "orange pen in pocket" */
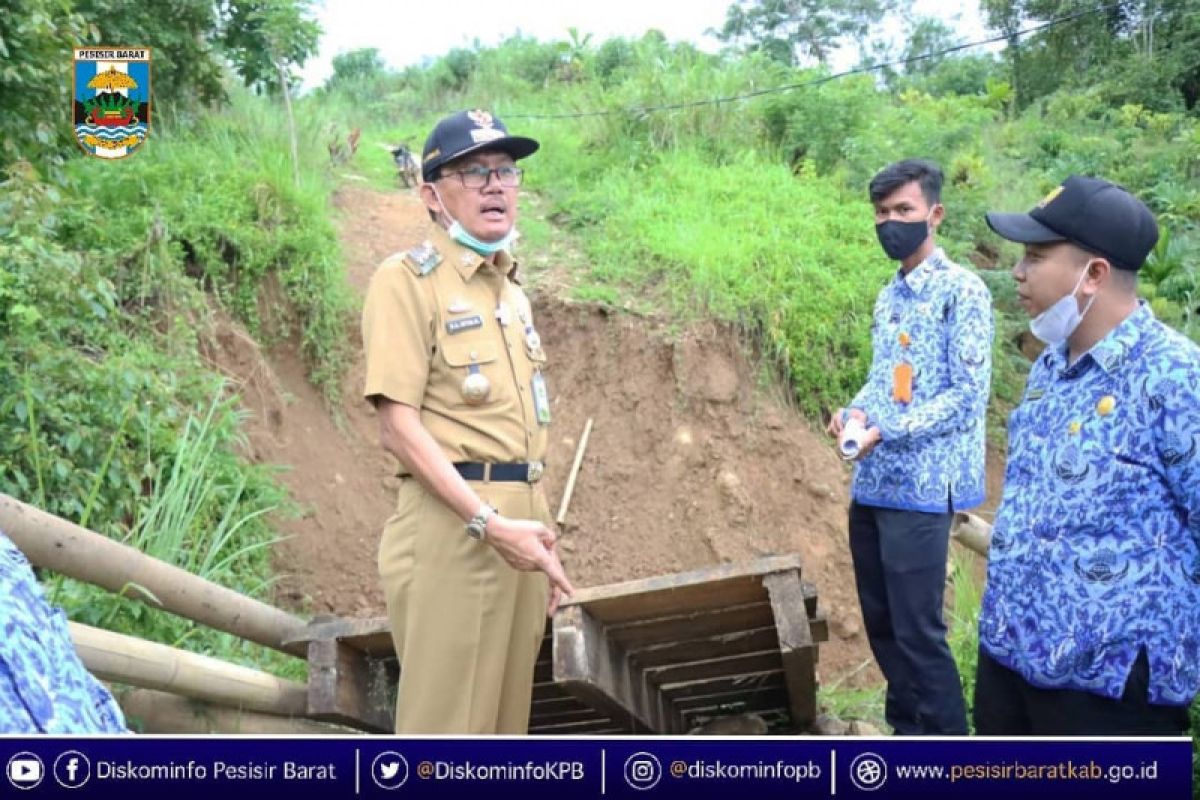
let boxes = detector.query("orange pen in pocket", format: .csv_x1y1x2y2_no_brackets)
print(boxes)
893,331,913,403
893,362,913,404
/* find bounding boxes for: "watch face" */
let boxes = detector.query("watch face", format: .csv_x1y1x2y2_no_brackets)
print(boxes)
466,505,493,540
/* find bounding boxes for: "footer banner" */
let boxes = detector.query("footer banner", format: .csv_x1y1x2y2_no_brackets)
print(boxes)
0,736,1192,798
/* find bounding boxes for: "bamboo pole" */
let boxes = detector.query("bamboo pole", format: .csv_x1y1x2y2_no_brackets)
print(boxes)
951,512,993,557
555,418,594,525
116,688,350,735
0,493,307,657
71,623,307,717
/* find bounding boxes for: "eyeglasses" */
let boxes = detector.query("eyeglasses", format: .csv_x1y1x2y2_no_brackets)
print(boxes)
439,165,523,189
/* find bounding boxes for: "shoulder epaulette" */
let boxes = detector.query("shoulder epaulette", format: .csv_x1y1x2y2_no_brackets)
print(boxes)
401,240,443,276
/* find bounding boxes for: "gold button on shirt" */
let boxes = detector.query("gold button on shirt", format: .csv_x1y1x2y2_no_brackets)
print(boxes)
362,225,548,464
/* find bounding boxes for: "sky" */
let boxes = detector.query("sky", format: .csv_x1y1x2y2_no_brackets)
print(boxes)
299,0,992,91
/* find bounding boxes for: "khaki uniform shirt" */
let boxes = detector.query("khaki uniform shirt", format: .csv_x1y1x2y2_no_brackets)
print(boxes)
362,225,549,464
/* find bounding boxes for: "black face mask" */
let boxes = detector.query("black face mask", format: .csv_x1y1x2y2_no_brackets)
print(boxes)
875,218,930,261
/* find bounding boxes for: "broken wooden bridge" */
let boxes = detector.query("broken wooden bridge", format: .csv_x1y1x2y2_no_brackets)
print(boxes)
287,554,828,734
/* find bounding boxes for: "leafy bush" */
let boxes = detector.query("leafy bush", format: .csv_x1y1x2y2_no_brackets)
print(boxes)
0,81,348,677
57,91,353,396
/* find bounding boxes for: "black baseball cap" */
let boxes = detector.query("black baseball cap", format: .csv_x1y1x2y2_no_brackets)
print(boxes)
985,175,1159,270
421,109,539,182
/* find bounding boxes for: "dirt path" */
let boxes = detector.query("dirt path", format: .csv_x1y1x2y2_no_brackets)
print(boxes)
216,183,1008,693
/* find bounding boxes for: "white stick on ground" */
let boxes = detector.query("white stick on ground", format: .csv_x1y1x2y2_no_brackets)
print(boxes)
556,417,594,526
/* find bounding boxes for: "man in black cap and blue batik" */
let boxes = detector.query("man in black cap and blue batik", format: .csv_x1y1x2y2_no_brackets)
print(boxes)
976,175,1200,734
362,110,573,733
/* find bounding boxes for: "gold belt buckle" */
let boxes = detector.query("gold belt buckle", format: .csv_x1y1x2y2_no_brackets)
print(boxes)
527,461,544,483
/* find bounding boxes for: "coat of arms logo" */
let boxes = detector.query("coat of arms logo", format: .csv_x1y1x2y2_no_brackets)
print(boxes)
73,47,151,159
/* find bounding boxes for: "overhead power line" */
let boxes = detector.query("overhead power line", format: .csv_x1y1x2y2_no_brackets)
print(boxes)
505,2,1124,120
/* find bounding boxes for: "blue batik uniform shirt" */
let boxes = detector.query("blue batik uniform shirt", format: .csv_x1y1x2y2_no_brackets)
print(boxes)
979,303,1200,705
850,248,993,513
1,531,127,733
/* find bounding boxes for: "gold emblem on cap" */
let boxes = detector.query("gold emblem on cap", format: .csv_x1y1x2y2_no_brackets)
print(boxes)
1038,185,1065,208
467,109,494,128
1096,395,1116,416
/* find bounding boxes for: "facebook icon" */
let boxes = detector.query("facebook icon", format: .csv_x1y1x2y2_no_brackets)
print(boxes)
53,751,91,789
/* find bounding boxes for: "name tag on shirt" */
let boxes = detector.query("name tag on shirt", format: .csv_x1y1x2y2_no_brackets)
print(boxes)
445,315,483,335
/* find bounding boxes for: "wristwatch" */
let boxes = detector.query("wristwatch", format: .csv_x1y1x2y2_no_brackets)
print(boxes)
466,504,496,540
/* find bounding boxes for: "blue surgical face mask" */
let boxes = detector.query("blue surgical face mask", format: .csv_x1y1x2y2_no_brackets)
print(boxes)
433,186,517,256
1029,263,1096,346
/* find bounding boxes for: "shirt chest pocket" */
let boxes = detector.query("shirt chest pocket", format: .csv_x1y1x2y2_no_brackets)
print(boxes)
438,335,502,405
1108,445,1166,498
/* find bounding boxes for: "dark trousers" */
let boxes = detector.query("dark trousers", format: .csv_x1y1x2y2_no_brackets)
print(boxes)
974,648,1191,736
848,501,968,735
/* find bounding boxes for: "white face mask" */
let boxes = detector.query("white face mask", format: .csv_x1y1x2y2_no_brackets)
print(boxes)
1028,264,1096,346
431,185,517,256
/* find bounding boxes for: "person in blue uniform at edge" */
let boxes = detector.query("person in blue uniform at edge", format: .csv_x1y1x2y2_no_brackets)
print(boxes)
1,530,127,733
827,158,994,735
974,176,1199,735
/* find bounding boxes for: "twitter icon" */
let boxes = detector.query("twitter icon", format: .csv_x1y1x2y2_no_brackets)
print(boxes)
370,752,409,790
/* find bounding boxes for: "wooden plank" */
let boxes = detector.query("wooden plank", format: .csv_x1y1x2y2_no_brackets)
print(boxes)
662,670,786,702
527,563,822,735
564,555,803,625
530,695,591,715
645,650,782,686
764,571,817,729
532,681,569,702
800,581,818,618
529,707,611,726
606,582,819,649
630,626,779,668
680,688,789,717
283,617,396,657
528,717,623,735
306,640,393,733
607,602,775,648
552,604,670,733
674,686,790,715
2,493,308,658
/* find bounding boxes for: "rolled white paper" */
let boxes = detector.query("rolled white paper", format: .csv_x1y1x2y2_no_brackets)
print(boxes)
839,416,867,461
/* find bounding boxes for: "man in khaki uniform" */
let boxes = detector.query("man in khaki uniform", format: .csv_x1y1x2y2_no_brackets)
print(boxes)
362,109,573,734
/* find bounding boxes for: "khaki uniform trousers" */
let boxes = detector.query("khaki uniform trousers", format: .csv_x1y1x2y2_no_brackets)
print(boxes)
379,477,550,734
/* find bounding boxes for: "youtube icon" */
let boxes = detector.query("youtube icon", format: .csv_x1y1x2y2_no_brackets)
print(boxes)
6,752,45,789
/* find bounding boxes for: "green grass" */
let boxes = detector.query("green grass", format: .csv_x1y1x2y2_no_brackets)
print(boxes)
527,144,888,416
947,548,985,732
819,676,886,731
38,389,303,681
0,88,343,682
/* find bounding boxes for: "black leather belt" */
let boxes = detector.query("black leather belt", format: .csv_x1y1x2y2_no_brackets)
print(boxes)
454,461,545,483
